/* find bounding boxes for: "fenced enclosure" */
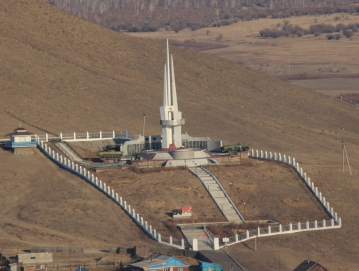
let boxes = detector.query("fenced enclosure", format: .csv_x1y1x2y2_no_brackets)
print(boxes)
214,149,342,249
37,139,187,250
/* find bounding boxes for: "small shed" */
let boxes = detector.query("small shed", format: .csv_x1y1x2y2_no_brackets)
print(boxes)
173,206,192,218
17,253,53,264
199,262,222,271
129,254,190,271
6,127,36,148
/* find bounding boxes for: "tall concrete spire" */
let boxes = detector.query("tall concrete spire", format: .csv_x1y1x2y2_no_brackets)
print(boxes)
160,40,185,149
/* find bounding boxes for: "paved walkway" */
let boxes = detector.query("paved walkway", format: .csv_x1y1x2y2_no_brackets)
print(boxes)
181,227,213,251
189,167,244,223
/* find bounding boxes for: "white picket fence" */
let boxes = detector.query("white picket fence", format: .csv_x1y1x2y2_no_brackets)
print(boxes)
36,139,187,250
216,149,342,249
35,130,133,142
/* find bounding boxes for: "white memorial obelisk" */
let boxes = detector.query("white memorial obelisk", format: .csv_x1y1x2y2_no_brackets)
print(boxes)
160,40,185,149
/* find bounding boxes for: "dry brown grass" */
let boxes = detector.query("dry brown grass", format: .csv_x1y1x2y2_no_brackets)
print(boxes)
2,1,359,270
130,13,359,95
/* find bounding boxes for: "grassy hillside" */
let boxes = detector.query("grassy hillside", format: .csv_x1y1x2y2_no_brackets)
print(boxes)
1,1,359,270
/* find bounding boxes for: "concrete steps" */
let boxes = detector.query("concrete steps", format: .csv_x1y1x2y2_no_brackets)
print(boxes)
181,227,213,251
189,167,244,223
54,142,82,162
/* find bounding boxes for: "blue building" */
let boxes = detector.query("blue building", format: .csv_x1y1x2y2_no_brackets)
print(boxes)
199,262,222,271
129,254,190,271
5,127,36,148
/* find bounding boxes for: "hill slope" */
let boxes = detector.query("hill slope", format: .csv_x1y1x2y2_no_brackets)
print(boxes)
1,1,359,270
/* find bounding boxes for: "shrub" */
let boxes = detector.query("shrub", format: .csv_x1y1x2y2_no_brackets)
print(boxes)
326,34,334,40
334,33,341,40
343,30,353,38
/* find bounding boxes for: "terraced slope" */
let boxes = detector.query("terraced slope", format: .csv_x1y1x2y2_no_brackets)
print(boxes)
1,1,359,270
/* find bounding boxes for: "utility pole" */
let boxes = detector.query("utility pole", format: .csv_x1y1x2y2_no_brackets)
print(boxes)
142,110,146,140
255,235,258,251
342,138,352,175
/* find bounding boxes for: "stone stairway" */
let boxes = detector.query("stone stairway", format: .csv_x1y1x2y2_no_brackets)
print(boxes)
181,227,213,251
189,167,244,223
54,142,83,162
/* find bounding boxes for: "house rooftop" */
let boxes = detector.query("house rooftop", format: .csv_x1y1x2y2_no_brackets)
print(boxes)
292,260,328,271
6,127,34,136
130,254,189,269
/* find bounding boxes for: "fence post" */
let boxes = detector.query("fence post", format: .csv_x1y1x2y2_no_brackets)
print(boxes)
120,197,123,205
274,152,277,160
145,221,148,230
213,237,219,250
170,236,172,244
279,224,282,232
149,225,152,235
73,132,76,140
87,131,89,140
298,222,301,230
113,130,115,138
289,223,292,232
265,151,268,159
100,131,102,139
283,154,287,163
116,193,119,202
314,220,318,229
158,233,161,243
192,239,198,251
246,230,249,239
260,150,263,159
268,225,271,234
235,234,238,242
257,227,260,237
181,238,185,249
306,221,309,229
279,153,282,161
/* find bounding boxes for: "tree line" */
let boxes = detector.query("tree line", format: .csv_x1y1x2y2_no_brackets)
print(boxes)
44,0,359,32
260,21,359,39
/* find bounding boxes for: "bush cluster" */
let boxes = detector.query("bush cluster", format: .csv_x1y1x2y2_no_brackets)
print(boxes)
260,22,359,39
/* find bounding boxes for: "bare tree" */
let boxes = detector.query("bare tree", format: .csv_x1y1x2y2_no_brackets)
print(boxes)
98,0,108,15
